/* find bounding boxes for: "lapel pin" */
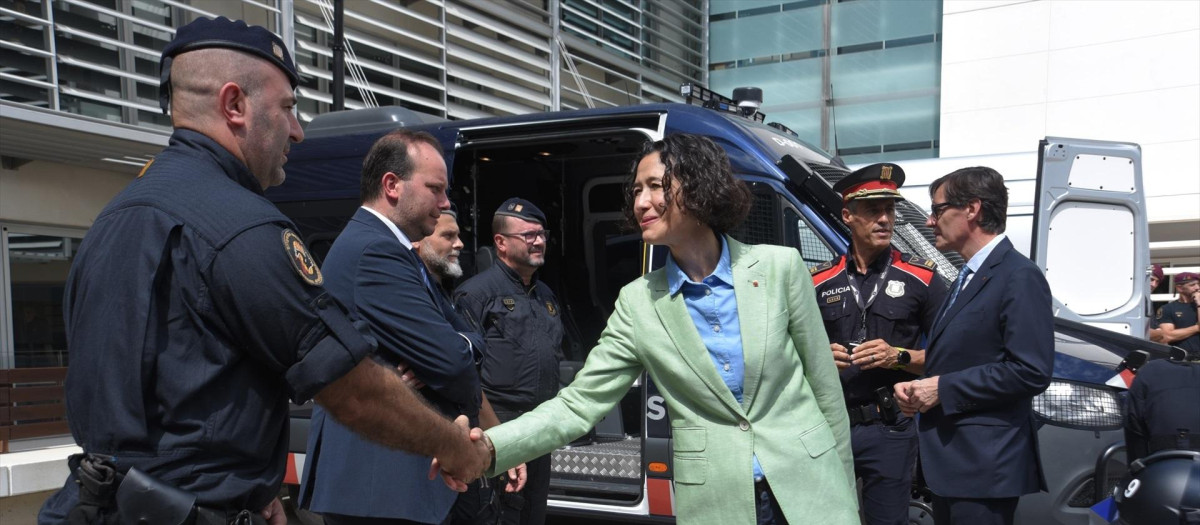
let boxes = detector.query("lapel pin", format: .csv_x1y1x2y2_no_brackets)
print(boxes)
752,280,759,287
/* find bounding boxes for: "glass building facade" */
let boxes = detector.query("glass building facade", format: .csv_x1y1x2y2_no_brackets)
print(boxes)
709,0,942,163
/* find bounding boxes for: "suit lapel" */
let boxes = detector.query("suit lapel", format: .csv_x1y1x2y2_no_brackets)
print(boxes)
354,207,443,305
650,270,745,416
931,238,1012,341
729,239,767,413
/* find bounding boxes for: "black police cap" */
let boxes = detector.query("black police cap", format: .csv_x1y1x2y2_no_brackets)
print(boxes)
831,163,906,203
494,198,546,226
159,16,299,114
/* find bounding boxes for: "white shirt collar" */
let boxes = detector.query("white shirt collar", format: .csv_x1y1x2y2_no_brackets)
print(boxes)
965,233,1007,274
360,206,413,249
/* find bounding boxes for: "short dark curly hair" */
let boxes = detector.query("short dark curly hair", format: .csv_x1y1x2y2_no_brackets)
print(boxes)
623,134,753,235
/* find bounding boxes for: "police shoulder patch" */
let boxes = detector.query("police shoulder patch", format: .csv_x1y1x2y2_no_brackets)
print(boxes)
904,254,937,270
282,229,323,286
810,261,833,275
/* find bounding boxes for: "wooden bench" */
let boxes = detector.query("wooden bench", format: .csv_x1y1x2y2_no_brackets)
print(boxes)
0,367,69,453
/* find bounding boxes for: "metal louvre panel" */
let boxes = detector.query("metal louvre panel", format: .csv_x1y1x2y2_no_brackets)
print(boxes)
58,0,174,34
443,2,553,115
445,59,551,107
444,28,550,76
460,0,553,38
444,1,551,53
446,82,543,116
296,65,445,111
297,0,442,49
295,40,445,91
445,100,493,120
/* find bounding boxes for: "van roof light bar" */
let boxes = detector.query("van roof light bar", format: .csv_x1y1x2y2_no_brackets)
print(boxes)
680,83,766,123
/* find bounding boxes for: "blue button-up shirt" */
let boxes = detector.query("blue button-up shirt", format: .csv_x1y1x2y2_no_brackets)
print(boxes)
666,237,764,480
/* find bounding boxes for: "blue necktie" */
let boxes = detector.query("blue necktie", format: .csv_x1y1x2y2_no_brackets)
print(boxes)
937,267,973,326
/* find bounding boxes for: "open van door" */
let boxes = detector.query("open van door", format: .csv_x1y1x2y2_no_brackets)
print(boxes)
1030,137,1149,336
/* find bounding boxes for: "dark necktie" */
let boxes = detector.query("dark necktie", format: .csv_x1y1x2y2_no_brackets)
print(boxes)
936,267,973,326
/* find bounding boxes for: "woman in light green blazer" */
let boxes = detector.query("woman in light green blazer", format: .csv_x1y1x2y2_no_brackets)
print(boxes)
480,134,857,524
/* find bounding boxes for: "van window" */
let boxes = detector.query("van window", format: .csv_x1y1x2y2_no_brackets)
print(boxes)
730,182,834,266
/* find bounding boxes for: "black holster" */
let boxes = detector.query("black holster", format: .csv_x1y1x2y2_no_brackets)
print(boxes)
116,467,197,525
874,386,900,426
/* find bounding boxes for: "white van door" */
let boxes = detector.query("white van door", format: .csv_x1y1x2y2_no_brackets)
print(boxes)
1030,137,1149,336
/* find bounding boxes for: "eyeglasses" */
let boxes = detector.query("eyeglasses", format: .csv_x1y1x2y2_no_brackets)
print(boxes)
498,230,550,243
929,202,962,221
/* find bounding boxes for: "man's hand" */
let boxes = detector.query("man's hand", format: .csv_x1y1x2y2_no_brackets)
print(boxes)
428,416,490,492
895,377,940,416
503,463,527,492
258,497,286,525
396,360,426,390
830,343,852,370
851,339,898,370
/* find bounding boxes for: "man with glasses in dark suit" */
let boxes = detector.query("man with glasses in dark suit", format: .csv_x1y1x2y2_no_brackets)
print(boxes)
454,199,564,525
895,166,1054,525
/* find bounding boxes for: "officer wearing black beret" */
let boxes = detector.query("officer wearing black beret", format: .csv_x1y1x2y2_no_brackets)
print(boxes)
454,198,564,525
811,163,949,525
1155,271,1200,354
39,17,486,525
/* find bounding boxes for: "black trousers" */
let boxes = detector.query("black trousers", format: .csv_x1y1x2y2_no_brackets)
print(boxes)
322,514,428,525
491,407,551,525
851,416,919,525
755,479,788,525
495,453,551,525
931,495,1019,525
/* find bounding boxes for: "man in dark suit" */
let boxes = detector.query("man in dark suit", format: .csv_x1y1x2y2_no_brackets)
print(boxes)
894,166,1054,525
298,129,487,525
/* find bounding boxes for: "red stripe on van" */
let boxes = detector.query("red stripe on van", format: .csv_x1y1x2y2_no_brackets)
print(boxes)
647,478,675,516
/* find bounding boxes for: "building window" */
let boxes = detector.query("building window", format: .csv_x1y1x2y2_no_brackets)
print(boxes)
709,0,942,164
2,225,84,369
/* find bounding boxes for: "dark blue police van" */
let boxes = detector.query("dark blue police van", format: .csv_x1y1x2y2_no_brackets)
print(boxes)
270,86,1168,525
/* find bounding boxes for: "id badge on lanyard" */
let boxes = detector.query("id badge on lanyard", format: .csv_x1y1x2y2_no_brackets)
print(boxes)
846,264,889,344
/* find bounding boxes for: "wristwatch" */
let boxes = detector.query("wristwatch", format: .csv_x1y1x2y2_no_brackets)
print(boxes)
892,347,911,370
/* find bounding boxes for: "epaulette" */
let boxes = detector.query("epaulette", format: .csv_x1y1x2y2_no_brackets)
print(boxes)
811,257,846,287
809,260,833,275
902,253,938,271
892,252,936,285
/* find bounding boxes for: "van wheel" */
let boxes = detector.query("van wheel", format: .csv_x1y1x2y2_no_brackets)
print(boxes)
908,499,935,525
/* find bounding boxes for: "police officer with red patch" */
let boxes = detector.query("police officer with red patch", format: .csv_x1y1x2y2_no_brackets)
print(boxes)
810,163,948,525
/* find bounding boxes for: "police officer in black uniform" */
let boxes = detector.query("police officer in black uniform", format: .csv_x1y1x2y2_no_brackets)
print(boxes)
39,17,486,525
454,198,564,525
811,163,948,525
1127,271,1200,464
1124,353,1200,464
1156,271,1200,354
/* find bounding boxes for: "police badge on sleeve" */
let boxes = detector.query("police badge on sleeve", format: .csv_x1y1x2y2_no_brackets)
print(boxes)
282,229,323,286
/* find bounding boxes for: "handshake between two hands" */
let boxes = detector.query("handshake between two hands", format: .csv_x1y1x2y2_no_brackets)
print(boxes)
427,415,527,494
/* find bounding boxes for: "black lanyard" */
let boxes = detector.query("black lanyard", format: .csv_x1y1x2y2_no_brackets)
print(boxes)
845,257,890,342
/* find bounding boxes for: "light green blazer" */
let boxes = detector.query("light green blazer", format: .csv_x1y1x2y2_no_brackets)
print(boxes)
486,238,857,524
